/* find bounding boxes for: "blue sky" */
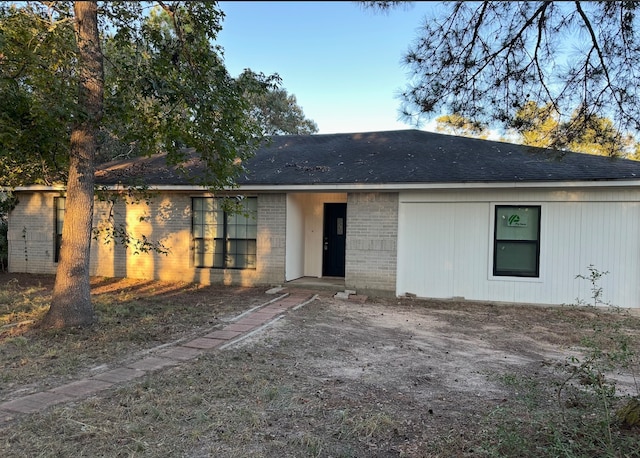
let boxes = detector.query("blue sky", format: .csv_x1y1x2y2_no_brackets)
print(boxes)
217,1,440,134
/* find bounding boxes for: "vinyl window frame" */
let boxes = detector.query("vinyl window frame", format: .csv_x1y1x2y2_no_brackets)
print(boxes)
192,197,257,270
493,205,541,278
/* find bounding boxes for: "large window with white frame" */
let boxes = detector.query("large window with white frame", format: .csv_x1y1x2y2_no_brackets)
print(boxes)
192,197,257,269
493,205,541,277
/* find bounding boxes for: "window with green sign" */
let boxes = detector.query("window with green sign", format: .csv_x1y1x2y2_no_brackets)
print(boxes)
493,205,540,277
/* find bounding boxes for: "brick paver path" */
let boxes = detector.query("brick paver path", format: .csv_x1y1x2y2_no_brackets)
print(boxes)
0,290,316,424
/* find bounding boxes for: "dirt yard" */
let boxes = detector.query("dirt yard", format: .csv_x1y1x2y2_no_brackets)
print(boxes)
1,273,639,457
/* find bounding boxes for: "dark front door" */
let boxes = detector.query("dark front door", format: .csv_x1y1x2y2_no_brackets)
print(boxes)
322,203,347,277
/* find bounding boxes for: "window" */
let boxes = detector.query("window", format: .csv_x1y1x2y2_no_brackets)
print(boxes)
192,197,257,269
493,205,540,277
54,196,65,263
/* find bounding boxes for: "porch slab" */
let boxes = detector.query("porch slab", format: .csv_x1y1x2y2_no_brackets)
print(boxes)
285,277,345,292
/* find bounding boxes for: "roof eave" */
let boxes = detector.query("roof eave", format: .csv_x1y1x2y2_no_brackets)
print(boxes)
13,179,640,193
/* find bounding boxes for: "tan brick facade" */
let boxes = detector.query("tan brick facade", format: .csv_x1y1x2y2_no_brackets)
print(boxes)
345,192,398,296
9,190,398,295
8,191,287,287
7,192,60,275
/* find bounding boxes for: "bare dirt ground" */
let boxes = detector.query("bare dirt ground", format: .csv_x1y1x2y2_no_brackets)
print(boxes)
1,273,639,457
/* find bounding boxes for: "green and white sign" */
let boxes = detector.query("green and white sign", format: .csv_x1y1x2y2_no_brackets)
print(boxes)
506,212,528,227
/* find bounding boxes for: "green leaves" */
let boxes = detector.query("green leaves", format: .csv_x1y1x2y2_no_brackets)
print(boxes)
511,102,635,157
98,3,281,189
0,3,78,185
1,2,284,190
435,113,490,139
243,83,319,136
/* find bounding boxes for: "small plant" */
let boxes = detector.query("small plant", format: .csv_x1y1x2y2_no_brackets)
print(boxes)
481,266,640,456
575,264,610,307
555,267,639,453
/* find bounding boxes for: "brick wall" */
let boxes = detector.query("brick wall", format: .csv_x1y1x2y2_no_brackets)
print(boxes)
255,193,286,284
345,192,398,295
9,191,288,287
7,192,59,274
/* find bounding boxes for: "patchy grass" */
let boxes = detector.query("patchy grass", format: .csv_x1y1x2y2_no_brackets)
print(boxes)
478,376,640,458
1,273,639,457
0,277,50,329
0,273,270,400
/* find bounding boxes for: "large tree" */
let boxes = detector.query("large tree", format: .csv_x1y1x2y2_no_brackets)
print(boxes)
509,101,635,157
434,113,490,139
434,104,636,157
0,1,278,328
46,1,103,328
376,2,640,140
236,68,318,137
97,76,318,163
244,86,319,136
509,101,563,149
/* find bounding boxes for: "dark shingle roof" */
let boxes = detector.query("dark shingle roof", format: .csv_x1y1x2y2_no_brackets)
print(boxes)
95,129,640,187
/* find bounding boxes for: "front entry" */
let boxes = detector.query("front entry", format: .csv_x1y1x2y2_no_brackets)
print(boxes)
322,203,347,277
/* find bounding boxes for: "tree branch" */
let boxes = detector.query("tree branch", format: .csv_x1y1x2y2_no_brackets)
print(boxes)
532,5,558,113
468,2,551,84
574,1,618,109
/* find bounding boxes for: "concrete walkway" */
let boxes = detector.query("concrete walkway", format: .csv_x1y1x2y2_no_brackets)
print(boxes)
0,290,317,425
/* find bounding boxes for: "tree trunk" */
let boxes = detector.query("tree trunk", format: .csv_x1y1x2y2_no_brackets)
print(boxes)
42,1,103,329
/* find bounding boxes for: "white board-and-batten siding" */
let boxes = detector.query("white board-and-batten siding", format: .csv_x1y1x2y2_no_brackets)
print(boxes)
396,188,640,308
